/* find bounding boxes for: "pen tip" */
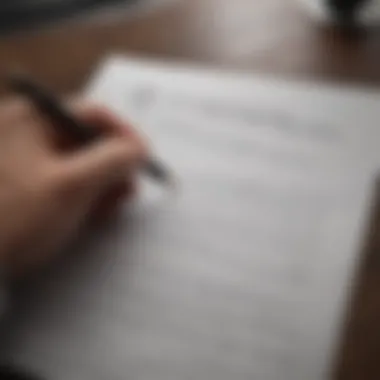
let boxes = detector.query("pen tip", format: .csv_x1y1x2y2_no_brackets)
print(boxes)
166,174,180,193
144,159,178,190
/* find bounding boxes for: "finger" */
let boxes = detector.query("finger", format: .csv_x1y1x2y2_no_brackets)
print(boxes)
56,102,149,154
0,97,29,123
59,136,146,197
73,102,146,142
0,97,56,150
90,180,137,223
73,103,134,135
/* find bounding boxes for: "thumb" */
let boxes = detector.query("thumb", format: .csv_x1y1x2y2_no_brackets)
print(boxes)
61,137,145,193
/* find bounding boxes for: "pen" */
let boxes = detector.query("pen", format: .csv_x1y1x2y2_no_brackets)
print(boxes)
8,73,174,187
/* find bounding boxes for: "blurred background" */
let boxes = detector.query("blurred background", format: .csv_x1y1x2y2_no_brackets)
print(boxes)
1,0,379,34
0,0,141,33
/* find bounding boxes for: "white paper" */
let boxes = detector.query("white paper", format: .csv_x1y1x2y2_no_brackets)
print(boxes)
4,56,380,380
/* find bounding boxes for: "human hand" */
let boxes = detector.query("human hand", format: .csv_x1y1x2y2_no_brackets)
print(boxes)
0,99,147,278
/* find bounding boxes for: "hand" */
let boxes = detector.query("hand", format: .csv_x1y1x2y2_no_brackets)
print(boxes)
0,99,147,278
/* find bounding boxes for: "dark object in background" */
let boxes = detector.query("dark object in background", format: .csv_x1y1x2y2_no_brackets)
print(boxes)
327,0,371,25
0,365,43,380
0,0,139,34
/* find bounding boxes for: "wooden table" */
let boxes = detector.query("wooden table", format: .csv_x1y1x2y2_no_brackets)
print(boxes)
0,0,379,378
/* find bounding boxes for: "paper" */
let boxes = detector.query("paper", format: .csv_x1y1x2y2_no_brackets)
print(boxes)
3,56,380,380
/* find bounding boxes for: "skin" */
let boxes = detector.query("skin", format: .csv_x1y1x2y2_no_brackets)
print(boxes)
0,98,147,279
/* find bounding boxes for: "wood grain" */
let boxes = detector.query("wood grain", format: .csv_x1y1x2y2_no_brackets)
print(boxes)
0,0,379,378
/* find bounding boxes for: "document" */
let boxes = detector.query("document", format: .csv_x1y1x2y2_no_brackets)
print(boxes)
4,56,380,380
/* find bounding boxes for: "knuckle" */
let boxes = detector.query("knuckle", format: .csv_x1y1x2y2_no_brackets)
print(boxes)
0,98,29,125
41,163,75,199
39,166,64,197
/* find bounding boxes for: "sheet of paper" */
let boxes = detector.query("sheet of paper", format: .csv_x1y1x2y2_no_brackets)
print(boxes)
3,56,380,380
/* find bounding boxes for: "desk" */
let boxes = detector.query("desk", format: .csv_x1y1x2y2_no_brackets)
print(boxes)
0,0,379,378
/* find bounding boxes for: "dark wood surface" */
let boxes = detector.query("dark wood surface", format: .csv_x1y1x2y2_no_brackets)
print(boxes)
0,0,379,378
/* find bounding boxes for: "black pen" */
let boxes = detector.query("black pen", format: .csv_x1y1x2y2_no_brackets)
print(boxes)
8,73,174,187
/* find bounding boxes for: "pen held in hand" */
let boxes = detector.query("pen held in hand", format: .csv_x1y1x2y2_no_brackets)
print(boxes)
8,73,175,188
